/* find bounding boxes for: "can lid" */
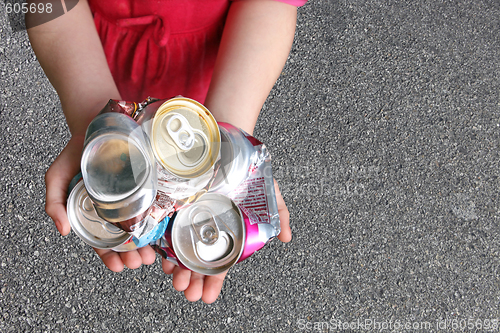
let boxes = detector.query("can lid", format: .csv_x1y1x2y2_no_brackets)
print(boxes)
67,181,132,249
171,193,244,275
151,98,220,178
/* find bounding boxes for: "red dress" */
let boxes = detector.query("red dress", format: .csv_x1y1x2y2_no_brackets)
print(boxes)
88,0,306,103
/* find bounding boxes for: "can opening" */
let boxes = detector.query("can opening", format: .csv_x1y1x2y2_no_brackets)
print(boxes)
189,205,237,263
83,134,150,202
195,231,234,262
178,132,208,167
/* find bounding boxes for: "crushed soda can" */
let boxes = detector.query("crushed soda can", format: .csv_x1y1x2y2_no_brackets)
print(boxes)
80,112,158,237
210,123,281,244
153,193,246,275
153,127,282,273
67,174,174,251
134,97,221,201
67,179,136,251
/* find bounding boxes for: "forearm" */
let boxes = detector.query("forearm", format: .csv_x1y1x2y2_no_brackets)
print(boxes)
204,1,297,135
27,0,120,137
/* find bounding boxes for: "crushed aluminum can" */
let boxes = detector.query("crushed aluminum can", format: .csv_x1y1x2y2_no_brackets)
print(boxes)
155,193,246,275
67,179,137,251
67,176,173,251
209,122,257,195
154,129,283,272
134,97,221,200
210,126,281,247
80,112,158,236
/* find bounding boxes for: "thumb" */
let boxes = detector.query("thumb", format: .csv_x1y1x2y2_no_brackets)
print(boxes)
274,179,291,242
45,137,83,236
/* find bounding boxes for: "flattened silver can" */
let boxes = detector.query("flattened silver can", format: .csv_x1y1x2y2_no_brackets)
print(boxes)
81,112,157,232
209,122,256,195
67,180,137,252
166,193,245,275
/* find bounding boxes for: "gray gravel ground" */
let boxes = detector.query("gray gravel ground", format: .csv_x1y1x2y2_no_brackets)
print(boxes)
1,0,500,332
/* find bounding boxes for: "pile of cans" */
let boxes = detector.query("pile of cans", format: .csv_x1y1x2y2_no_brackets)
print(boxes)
67,97,281,275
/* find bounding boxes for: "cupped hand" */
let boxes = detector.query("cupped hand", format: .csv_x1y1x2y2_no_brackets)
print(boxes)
161,179,291,303
45,135,156,271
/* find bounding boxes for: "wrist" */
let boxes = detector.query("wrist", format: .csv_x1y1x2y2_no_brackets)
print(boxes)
63,97,119,137
204,100,257,135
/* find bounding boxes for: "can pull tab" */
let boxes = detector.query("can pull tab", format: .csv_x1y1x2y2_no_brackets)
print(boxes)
190,206,220,245
166,114,195,151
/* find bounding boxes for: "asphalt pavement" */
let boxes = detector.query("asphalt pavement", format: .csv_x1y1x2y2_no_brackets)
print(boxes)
1,0,500,332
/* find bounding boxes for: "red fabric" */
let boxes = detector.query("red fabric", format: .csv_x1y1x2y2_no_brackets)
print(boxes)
234,0,307,6
88,0,306,103
89,0,229,103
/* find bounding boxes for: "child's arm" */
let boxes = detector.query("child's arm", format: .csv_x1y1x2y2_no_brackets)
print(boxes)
161,0,297,303
27,0,119,137
204,0,297,136
28,0,156,271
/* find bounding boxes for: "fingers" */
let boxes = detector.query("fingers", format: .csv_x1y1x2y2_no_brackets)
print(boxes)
201,271,227,304
183,272,205,302
93,248,124,272
119,250,143,270
45,136,84,236
99,249,227,303
172,266,192,291
168,265,227,303
94,245,156,272
161,258,176,275
274,179,291,242
137,245,156,265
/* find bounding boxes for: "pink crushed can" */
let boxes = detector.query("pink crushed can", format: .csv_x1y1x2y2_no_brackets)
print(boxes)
153,193,267,275
153,125,282,274
210,122,282,257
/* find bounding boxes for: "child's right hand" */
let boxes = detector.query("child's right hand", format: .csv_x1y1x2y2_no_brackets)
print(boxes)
45,136,156,271
32,0,156,271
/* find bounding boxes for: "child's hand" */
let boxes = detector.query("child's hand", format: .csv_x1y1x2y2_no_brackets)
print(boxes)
93,246,156,271
45,136,83,237
45,136,156,271
161,179,291,303
46,132,290,304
